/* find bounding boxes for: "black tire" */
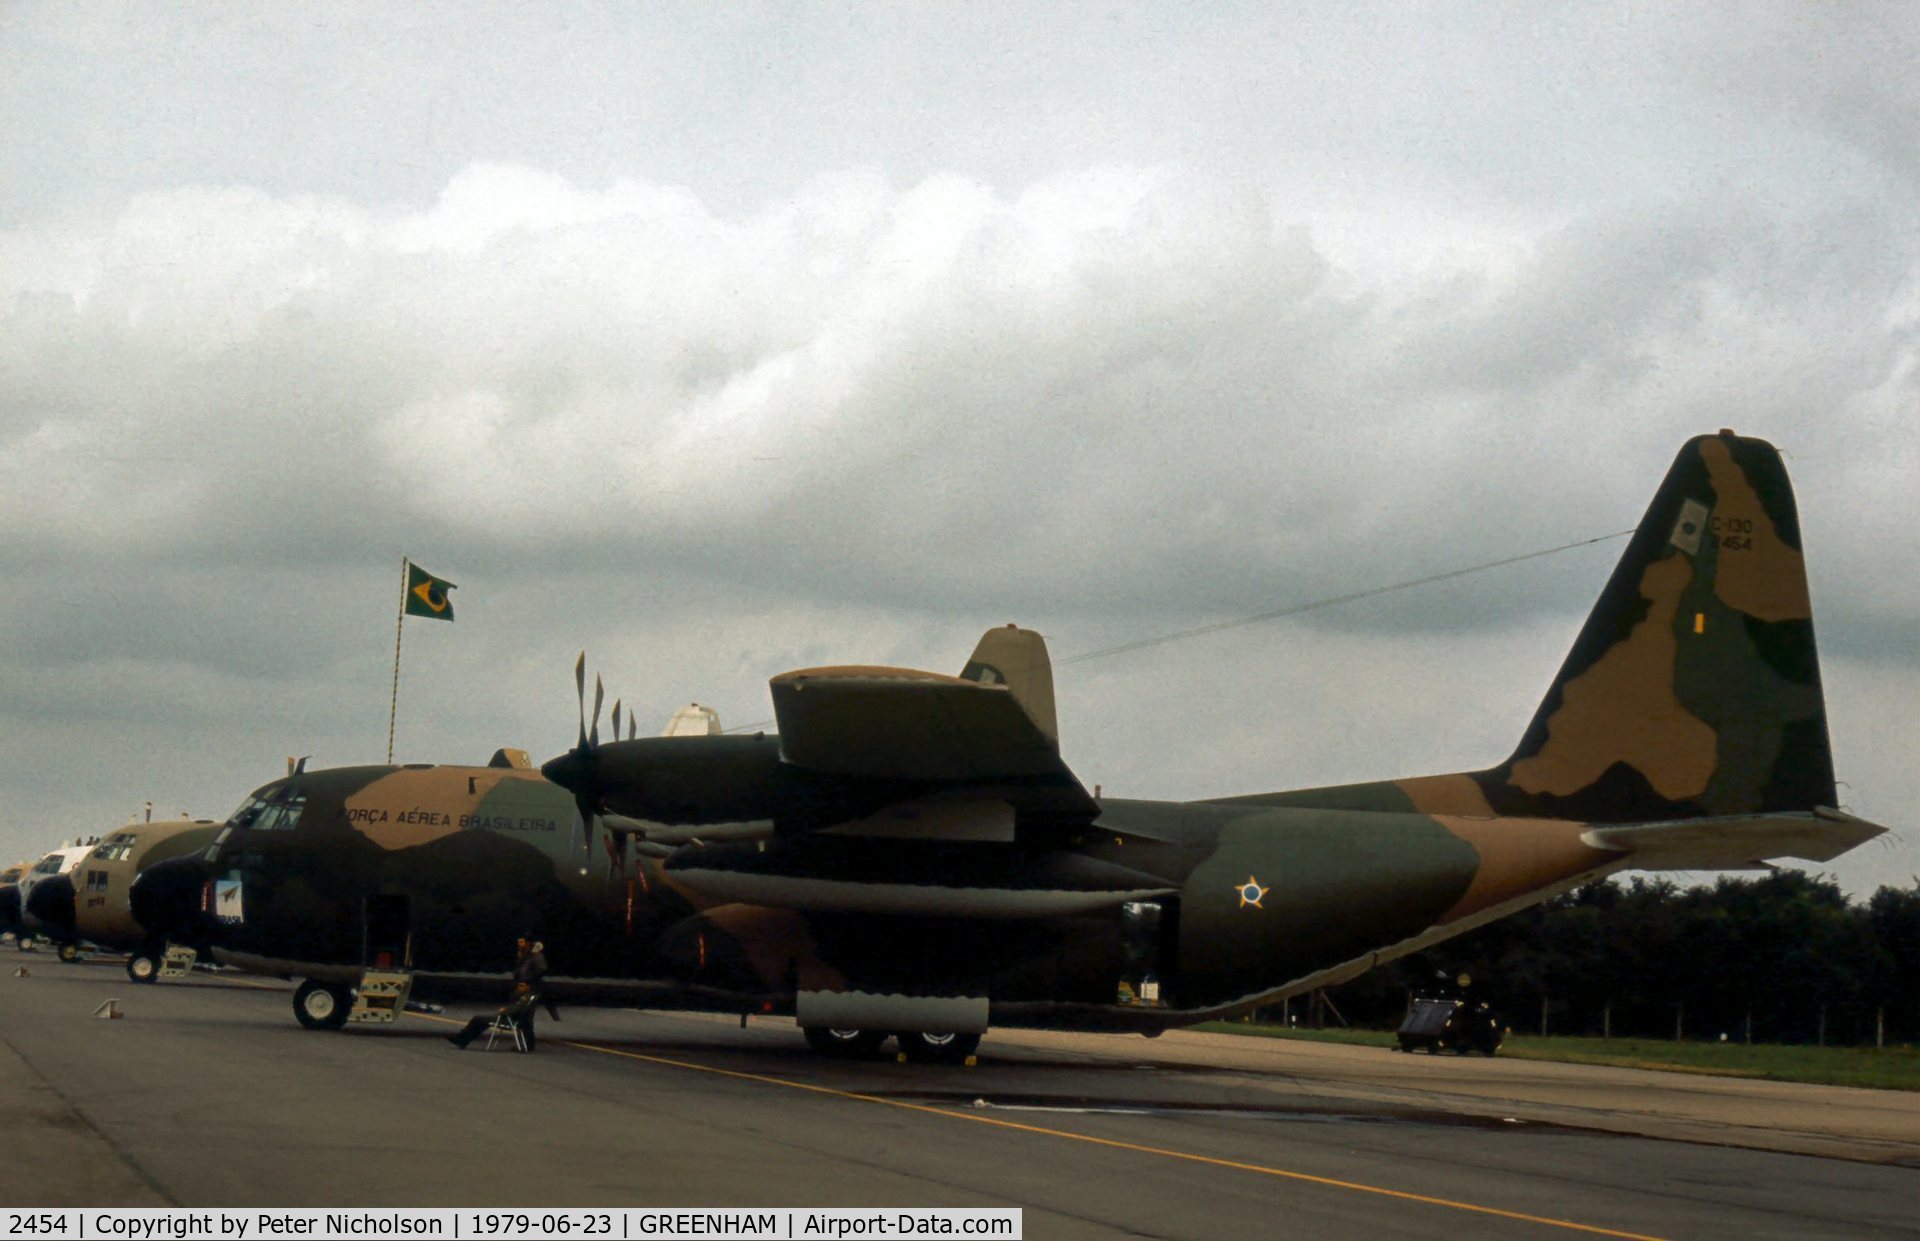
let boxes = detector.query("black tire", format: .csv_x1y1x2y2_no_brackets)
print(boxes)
293,979,351,1030
127,954,160,984
802,1027,888,1058
57,942,80,963
896,1031,982,1064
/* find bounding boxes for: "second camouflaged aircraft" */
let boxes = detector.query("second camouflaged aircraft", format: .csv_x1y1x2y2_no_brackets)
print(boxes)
134,433,1886,1060
25,819,225,977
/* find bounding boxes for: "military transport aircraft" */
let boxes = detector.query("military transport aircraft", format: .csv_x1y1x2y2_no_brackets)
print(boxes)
22,819,223,978
132,433,1886,1061
127,743,712,1030
0,859,33,944
9,844,97,957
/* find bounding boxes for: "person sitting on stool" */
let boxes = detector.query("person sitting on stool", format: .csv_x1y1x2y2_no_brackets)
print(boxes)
448,935,550,1052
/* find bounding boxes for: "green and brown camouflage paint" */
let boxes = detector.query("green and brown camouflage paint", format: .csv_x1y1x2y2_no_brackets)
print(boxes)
661,433,1863,1024
140,433,1880,1037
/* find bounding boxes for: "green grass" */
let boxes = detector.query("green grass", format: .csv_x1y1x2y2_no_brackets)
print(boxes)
1194,1020,1920,1091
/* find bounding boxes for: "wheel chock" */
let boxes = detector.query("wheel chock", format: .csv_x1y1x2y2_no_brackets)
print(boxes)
897,1052,909,1064
93,999,123,1019
964,1055,978,1067
12,966,27,978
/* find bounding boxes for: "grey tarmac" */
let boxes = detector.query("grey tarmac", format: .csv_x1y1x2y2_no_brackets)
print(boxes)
3,960,1915,1241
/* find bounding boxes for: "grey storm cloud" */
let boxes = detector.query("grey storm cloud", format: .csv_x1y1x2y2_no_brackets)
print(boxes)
1,3,1915,895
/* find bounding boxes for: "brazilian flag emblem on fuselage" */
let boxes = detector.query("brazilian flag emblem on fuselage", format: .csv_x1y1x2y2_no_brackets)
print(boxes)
404,562,456,621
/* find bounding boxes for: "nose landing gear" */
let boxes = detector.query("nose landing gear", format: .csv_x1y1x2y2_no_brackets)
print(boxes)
293,979,352,1030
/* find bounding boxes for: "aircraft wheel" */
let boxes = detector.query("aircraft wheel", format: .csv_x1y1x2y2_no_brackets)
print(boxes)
896,1031,981,1064
293,979,351,1030
57,942,80,963
127,954,160,984
802,1027,887,1058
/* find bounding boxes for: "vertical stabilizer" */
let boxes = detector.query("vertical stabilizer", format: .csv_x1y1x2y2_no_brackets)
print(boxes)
960,625,1060,745
1480,432,1835,823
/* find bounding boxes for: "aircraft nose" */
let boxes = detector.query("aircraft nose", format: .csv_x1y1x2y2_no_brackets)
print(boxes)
0,884,21,934
25,873,76,936
129,856,209,939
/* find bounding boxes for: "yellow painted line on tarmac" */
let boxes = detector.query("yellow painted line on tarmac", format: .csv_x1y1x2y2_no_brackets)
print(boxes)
416,1013,1666,1241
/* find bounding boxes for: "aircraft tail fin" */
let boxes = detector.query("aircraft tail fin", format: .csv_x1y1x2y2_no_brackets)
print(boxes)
960,625,1060,745
1479,431,1836,824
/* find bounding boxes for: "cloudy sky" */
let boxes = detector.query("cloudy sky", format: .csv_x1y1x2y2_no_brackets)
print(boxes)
3,3,1915,896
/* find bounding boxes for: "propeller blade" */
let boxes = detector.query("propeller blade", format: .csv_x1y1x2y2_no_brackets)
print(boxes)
611,699,623,745
574,652,587,749
590,675,605,749
628,714,637,742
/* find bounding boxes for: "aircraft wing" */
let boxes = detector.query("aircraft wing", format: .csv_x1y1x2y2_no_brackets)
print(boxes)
542,626,1102,837
769,665,1100,822
1582,808,1888,871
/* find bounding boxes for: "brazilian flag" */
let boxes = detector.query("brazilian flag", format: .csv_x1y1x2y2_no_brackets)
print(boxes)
404,562,456,621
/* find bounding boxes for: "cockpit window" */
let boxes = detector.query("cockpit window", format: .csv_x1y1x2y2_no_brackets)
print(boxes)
228,789,306,832
90,833,137,863
32,857,60,874
200,825,234,864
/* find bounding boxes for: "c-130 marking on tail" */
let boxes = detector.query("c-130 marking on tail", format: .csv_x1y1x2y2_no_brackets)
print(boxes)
132,433,1886,1061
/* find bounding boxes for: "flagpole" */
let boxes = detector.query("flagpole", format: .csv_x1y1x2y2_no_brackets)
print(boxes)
387,556,409,764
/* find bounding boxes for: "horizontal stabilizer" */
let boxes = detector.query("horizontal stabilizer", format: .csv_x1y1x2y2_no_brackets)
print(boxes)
1582,808,1887,871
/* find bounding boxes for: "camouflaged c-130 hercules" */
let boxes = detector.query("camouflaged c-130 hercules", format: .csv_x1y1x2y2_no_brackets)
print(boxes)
133,433,1886,1060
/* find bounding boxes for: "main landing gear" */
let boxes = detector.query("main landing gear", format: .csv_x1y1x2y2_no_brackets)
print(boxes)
802,1027,888,1058
895,1030,981,1064
293,979,352,1030
800,1027,982,1064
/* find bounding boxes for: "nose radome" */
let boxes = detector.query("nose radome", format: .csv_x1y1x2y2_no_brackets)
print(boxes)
25,873,76,935
128,856,210,939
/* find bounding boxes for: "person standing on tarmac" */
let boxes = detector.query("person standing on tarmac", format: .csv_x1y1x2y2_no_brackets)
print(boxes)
447,935,551,1051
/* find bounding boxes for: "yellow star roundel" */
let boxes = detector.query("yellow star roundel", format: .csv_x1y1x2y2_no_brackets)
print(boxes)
1235,876,1268,909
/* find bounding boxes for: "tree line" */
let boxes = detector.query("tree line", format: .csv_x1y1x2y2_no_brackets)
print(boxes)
1319,872,1920,1046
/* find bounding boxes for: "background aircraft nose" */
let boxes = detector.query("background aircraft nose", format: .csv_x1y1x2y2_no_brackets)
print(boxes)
0,884,21,934
129,856,209,939
24,872,76,936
